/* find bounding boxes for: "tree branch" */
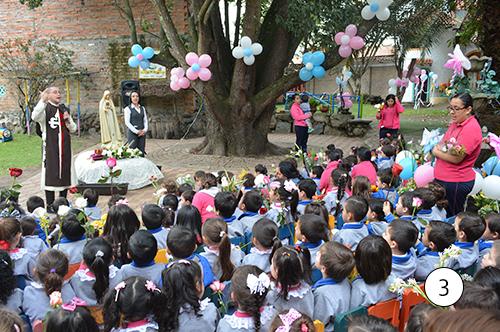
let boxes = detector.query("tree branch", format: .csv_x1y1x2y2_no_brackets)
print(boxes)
197,0,215,25
233,0,242,48
223,0,230,45
113,0,138,44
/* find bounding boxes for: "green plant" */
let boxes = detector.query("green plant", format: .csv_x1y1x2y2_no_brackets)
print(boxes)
478,67,500,98
471,192,499,216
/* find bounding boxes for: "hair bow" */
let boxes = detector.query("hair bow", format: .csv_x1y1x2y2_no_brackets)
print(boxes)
114,281,126,302
115,199,129,206
276,308,303,332
0,208,21,219
166,259,191,269
61,297,87,312
145,280,160,293
284,180,298,192
246,272,270,295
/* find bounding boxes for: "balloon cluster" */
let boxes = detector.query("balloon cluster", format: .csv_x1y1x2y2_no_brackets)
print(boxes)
185,52,212,81
444,45,471,77
334,25,365,58
336,68,352,88
299,51,326,82
232,36,263,66
336,92,353,109
128,44,155,69
361,0,393,21
169,67,190,91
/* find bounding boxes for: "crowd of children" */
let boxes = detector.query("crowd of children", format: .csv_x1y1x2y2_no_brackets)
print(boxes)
1,139,500,332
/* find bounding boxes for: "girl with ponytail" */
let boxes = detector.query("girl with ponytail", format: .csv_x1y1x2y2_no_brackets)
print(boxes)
265,181,299,227
217,265,276,332
242,218,282,273
70,238,121,305
323,168,350,218
200,218,244,281
22,249,76,325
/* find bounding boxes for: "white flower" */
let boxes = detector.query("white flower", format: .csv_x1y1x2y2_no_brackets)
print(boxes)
221,176,229,188
32,207,48,219
57,205,71,217
388,277,406,293
284,180,298,192
74,197,88,209
206,205,215,213
437,244,462,268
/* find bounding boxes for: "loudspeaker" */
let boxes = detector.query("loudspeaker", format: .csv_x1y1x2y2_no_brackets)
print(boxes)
120,80,140,107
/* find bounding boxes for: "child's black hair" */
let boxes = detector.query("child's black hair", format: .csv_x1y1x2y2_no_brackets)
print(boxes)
35,249,69,296
319,241,355,282
46,306,99,332
0,308,25,332
298,179,317,200
83,238,113,303
160,260,203,331
377,168,396,187
331,168,350,217
355,235,392,284
52,197,70,214
202,218,234,281
278,160,301,180
242,173,256,189
327,148,343,162
167,226,196,259
0,250,15,305
214,191,237,218
456,212,486,243
303,201,329,228
405,303,436,332
427,221,456,252
473,266,500,298
388,220,419,253
326,143,336,151
60,208,86,241
181,190,195,204
398,191,415,213
252,218,282,263
142,204,165,230
352,176,372,201
311,165,324,179
194,170,206,181
356,146,372,162
271,246,310,300
344,196,369,222
176,205,202,245
106,195,126,209
26,195,45,213
298,214,329,243
277,183,299,220
454,282,500,310
0,217,21,247
177,183,193,196
128,230,158,266
20,216,37,236
412,188,436,210
161,194,179,212
427,181,448,210
103,276,165,332
348,314,397,332
381,144,396,158
162,207,176,229
368,199,386,222
255,164,268,176
83,188,99,208
242,190,263,213
202,173,218,189
300,94,309,103
486,213,500,237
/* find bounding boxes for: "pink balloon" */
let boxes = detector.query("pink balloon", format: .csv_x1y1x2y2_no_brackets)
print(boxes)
170,81,181,91
171,67,185,77
198,68,212,81
186,68,198,80
198,54,212,68
136,54,144,61
334,32,344,45
395,78,403,87
179,77,190,89
185,52,199,66
414,164,435,187
349,36,365,50
338,45,352,58
344,100,353,109
345,24,358,37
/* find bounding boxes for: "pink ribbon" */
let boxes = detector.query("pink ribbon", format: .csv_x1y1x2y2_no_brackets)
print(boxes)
61,297,87,312
276,308,303,332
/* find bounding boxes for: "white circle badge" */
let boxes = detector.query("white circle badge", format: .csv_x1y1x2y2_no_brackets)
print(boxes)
424,267,464,307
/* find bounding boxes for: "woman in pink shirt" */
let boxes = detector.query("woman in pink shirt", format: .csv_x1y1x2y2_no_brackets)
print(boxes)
290,94,312,152
376,94,404,139
192,173,220,223
351,147,377,185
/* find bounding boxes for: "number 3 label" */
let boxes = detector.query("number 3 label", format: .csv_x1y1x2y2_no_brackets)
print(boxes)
425,268,463,307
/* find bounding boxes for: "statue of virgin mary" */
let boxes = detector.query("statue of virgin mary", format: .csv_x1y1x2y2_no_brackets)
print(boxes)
99,90,122,148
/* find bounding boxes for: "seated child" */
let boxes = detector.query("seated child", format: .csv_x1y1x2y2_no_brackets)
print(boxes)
193,170,206,192
413,188,442,222
319,149,343,194
52,197,70,216
0,250,23,314
372,168,399,207
265,181,297,226
332,196,369,250
304,202,330,231
160,193,179,212
180,190,195,207
177,182,193,201
405,303,436,332
54,209,88,264
20,216,48,256
385,191,419,229
22,249,76,325
350,235,397,308
313,242,355,331
297,179,316,215
176,205,203,247
375,144,395,171
162,260,219,331
479,213,500,266
215,191,245,237
118,230,164,286
295,214,329,266
427,181,448,221
254,164,268,188
383,220,419,280
242,218,281,273
238,190,264,233
453,282,500,310
142,204,169,250
351,147,377,185
200,218,244,281
217,266,277,332
448,212,485,270
310,165,324,193
267,246,314,318
323,168,350,217
241,173,256,192
415,221,456,281
70,238,121,305
481,240,500,268
26,195,48,242
167,226,214,287
83,188,101,221
352,176,372,202
366,199,389,236
269,309,315,332
45,305,99,332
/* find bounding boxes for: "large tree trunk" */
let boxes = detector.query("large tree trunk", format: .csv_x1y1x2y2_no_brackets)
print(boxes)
479,0,499,78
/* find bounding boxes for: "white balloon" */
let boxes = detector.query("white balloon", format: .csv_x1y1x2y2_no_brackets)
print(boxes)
379,0,394,7
388,87,397,95
482,175,500,200
243,55,255,66
251,43,263,55
240,36,252,48
377,8,391,21
341,35,350,45
232,47,244,59
388,79,397,87
305,62,314,71
361,6,375,20
469,171,484,196
396,150,414,164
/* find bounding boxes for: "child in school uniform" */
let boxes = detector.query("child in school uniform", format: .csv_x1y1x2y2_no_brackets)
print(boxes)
481,240,500,268
162,260,220,331
200,218,244,281
351,147,377,185
180,190,195,207
70,238,122,306
45,305,99,332
20,216,48,256
413,188,443,222
383,220,419,280
118,230,164,286
295,214,329,266
384,191,420,230
427,181,448,221
478,213,500,266
0,250,23,315
448,212,485,270
267,246,314,318
323,168,350,217
415,221,456,281
54,209,88,265
313,242,355,332
142,204,169,250
319,149,343,194
83,189,101,221
375,144,395,171
216,266,277,332
238,190,264,234
176,205,204,248
350,235,397,308
366,199,389,236
254,164,268,188
242,218,282,273
25,195,48,243
310,166,324,194
215,192,245,238
371,168,399,207
297,179,316,215
265,181,298,227
332,196,369,250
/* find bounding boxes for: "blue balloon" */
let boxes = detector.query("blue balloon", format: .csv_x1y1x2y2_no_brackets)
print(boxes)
142,47,155,59
400,158,417,180
131,44,143,56
128,56,140,68
483,156,500,176
139,60,150,69
302,52,313,65
192,63,201,72
311,51,325,66
336,77,342,86
312,66,326,78
243,48,253,57
299,67,313,81
370,3,380,12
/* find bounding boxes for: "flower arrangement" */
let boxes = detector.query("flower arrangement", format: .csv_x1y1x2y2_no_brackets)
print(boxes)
389,278,431,304
175,174,195,187
437,244,462,268
471,192,500,216
440,137,466,157
102,144,141,160
289,146,327,174
220,171,243,193
98,157,122,195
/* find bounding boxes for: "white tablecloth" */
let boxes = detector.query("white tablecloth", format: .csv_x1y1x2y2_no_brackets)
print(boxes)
75,151,163,190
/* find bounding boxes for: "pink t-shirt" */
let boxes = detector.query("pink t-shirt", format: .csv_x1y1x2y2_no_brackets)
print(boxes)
319,160,340,193
434,116,482,182
290,103,311,127
192,188,219,223
351,161,377,185
377,101,404,129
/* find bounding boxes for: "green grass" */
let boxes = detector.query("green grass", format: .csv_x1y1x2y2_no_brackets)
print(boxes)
0,134,97,177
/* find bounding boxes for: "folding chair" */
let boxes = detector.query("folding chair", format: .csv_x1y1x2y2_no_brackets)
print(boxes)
314,320,325,332
65,263,81,280
399,284,426,331
88,305,104,325
333,306,368,332
154,249,169,264
368,298,400,327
